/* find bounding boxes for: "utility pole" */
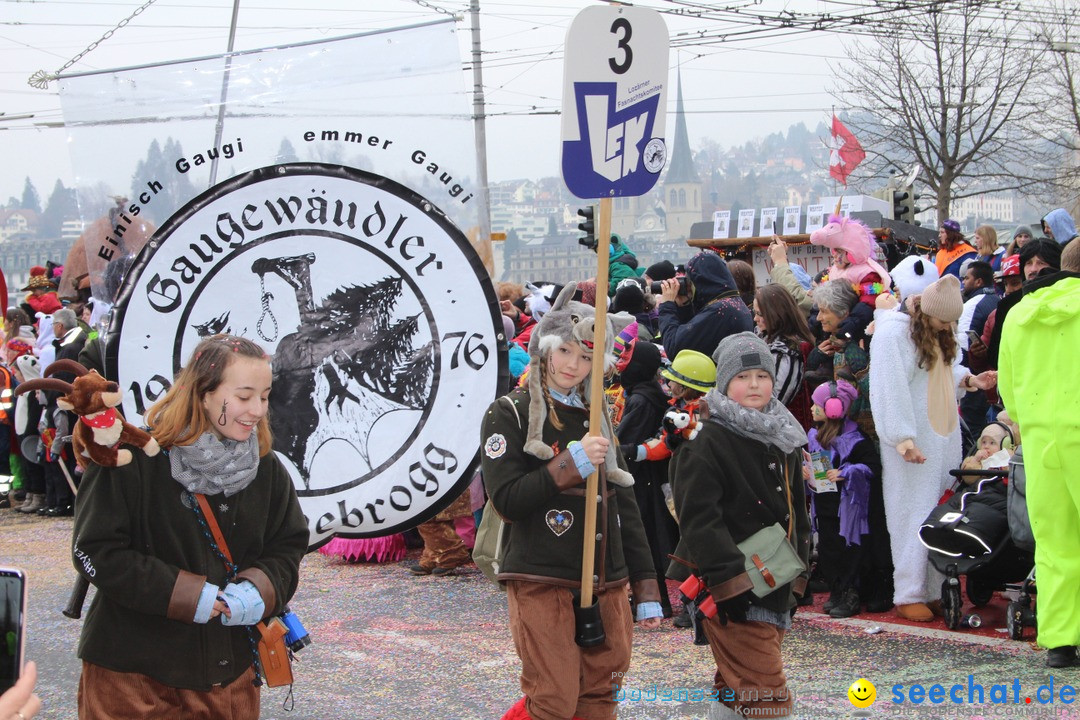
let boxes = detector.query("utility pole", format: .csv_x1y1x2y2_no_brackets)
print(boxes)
469,0,493,256
209,0,241,188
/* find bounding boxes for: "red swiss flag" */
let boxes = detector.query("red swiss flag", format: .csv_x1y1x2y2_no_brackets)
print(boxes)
828,115,866,186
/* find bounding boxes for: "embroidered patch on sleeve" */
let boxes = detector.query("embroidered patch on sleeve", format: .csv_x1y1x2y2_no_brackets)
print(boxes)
484,433,507,459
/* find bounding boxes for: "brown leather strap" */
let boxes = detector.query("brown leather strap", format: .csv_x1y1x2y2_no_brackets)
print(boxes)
782,459,795,542
752,555,777,588
195,494,234,565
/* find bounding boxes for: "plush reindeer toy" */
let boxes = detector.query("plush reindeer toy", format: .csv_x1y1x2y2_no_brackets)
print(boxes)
15,359,160,467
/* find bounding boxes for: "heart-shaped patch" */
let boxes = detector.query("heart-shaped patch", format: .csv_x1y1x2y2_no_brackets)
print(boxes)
545,509,574,537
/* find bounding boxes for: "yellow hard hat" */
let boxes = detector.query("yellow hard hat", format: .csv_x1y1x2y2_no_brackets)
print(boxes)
660,349,717,393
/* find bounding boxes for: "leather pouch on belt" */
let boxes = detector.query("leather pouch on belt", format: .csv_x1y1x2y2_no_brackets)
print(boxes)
256,617,294,687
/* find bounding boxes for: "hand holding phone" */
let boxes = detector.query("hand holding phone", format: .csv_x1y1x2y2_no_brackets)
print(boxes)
0,661,39,720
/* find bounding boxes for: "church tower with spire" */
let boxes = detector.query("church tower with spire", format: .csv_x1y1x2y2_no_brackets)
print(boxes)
662,71,703,242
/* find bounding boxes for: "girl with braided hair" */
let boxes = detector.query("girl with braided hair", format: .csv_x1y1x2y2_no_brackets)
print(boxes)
481,283,662,720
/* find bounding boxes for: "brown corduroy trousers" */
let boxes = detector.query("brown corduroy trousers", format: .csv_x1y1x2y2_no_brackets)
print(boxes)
702,617,794,717
78,662,259,720
507,580,633,720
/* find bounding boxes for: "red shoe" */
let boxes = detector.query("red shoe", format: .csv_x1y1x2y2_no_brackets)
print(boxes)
501,697,531,720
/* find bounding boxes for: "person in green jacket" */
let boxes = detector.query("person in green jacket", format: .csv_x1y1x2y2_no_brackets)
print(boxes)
998,239,1080,668
73,334,308,718
607,235,645,297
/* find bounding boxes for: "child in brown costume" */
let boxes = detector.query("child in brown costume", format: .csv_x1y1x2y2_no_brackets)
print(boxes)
481,283,662,720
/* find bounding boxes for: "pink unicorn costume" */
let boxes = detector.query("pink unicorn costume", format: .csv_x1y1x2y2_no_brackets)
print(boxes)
810,216,892,306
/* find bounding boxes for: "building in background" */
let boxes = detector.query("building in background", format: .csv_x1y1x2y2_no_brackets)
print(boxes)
658,73,703,243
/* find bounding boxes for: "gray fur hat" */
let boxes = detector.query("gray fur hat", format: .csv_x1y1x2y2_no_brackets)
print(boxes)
711,331,776,394
524,282,635,486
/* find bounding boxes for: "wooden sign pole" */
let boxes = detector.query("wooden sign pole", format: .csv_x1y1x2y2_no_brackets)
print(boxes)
580,196,612,609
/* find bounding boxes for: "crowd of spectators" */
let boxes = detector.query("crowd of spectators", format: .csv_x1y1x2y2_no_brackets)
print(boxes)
489,205,1079,694
1,265,97,517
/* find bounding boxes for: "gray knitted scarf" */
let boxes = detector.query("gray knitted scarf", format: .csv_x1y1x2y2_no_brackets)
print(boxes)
170,431,260,497
704,389,808,455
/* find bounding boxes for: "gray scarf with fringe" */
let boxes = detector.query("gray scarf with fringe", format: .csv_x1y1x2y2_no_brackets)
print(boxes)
704,390,808,455
170,431,260,497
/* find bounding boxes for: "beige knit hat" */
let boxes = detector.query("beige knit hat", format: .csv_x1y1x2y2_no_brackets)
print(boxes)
919,274,963,322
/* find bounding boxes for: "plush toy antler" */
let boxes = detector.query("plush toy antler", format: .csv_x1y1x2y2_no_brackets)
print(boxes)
15,359,160,467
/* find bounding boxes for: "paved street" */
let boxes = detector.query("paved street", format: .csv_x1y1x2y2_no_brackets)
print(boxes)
4,510,1076,720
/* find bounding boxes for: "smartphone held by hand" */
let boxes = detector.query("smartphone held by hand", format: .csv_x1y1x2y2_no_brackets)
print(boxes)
0,567,27,693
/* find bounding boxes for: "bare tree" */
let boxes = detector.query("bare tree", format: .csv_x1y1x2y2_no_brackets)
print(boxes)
833,2,1048,225
1030,0,1080,215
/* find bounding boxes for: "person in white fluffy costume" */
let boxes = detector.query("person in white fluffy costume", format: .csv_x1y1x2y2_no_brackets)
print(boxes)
889,255,940,301
868,275,997,621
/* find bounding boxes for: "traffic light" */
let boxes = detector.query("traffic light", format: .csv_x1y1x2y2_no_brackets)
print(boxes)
871,186,896,218
577,206,597,250
893,185,915,224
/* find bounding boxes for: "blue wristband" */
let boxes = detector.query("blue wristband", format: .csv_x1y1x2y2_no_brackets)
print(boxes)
193,582,219,624
219,580,265,626
567,441,596,478
636,601,663,622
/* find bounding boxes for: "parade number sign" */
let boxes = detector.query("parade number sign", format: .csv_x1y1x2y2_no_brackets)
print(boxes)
560,6,669,199
108,164,504,546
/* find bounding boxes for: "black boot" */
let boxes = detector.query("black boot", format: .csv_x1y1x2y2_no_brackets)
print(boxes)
823,590,843,614
863,571,894,613
828,589,861,619
1047,647,1077,668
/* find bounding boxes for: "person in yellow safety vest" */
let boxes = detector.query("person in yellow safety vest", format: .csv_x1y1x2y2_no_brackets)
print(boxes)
998,238,1080,668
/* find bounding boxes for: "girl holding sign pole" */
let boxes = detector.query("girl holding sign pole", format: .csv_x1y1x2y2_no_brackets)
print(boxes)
481,283,662,720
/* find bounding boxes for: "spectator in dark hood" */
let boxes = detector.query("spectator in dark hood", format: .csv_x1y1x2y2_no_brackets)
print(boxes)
611,278,658,338
657,250,754,359
615,340,679,618
987,238,1063,368
1042,208,1079,246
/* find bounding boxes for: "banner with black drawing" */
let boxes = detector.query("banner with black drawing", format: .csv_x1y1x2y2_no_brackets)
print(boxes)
107,164,505,546
59,21,503,545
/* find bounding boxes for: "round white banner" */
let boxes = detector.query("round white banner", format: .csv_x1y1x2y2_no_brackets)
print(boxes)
108,163,505,546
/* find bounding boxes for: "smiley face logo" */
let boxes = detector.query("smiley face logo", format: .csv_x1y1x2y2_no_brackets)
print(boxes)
848,678,876,708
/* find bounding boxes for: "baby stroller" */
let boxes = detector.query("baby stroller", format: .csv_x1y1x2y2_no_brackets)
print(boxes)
917,449,1036,633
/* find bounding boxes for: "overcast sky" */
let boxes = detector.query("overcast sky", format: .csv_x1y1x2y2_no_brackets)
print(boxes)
0,0,846,204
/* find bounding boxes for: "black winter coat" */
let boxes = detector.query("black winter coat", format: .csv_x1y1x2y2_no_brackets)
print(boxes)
74,450,308,690
480,388,656,591
668,420,811,615
657,253,753,358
